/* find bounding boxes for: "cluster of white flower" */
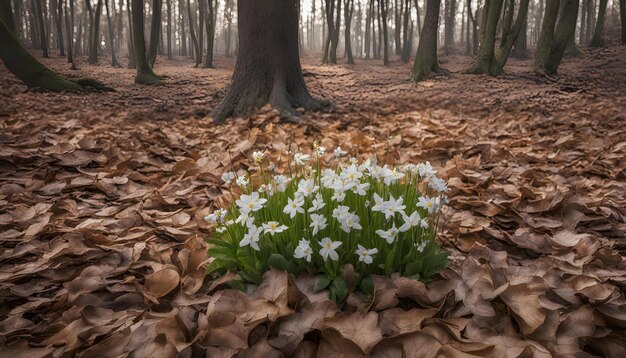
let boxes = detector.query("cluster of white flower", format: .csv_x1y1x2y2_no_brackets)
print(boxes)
205,147,449,274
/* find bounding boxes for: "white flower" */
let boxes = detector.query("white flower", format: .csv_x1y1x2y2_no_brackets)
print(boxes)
236,175,249,187
296,178,318,198
262,221,288,235
334,146,348,158
235,212,255,227
204,208,227,223
420,218,429,229
258,183,274,196
417,196,441,215
417,161,437,178
236,192,267,214
353,182,369,196
340,164,363,182
399,211,421,232
252,151,265,163
376,223,399,244
240,225,263,251
221,171,236,184
308,193,326,212
309,213,328,236
318,237,342,261
283,196,304,218
315,145,326,156
274,175,289,192
332,205,350,222
331,189,346,202
294,239,313,262
383,167,404,185
294,153,311,165
415,241,428,252
428,177,449,193
355,245,378,264
321,169,338,187
365,200,371,207
340,213,362,233
372,194,406,220
216,227,227,233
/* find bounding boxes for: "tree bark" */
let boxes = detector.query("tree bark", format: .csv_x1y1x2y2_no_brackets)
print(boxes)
212,0,325,122
444,0,457,54
187,0,200,66
344,0,355,64
590,0,607,47
464,0,504,74
203,0,216,68
166,0,172,58
412,0,445,81
126,0,135,68
51,0,65,55
543,0,578,74
379,0,389,65
491,0,529,73
132,0,161,83
534,0,559,73
34,0,49,57
400,0,411,62
0,0,16,34
621,0,626,45
65,0,77,69
87,0,103,64
0,15,111,91
105,0,120,66
148,0,162,68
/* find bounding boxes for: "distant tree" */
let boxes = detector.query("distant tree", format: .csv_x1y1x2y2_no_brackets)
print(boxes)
86,0,103,64
621,0,626,44
344,0,355,64
412,0,446,81
379,0,389,65
443,0,457,55
590,0,607,47
187,0,201,66
34,0,49,57
148,0,162,67
203,0,216,68
212,0,326,122
166,0,172,59
104,0,120,66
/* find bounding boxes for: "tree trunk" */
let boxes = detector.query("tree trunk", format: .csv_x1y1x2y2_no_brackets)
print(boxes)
379,0,389,65
132,0,161,83
365,0,371,58
344,0,355,64
166,0,172,58
126,0,135,68
543,0,578,74
148,0,162,68
203,0,215,68
491,0,529,73
12,0,21,39
412,0,444,81
580,0,587,43
0,0,16,34
105,0,120,66
394,0,401,55
51,0,65,55
590,0,607,47
0,16,112,91
187,0,200,66
34,0,49,57
621,0,626,45
534,0,559,73
212,0,325,122
401,0,411,62
65,0,77,69
330,0,342,63
87,0,103,64
444,0,456,54
512,16,527,58
464,0,504,74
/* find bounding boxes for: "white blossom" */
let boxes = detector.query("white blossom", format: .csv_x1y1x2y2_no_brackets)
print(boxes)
340,213,362,233
262,221,288,235
221,171,236,184
252,151,265,163
240,225,263,251
376,223,399,244
355,245,378,264
417,161,437,178
236,192,267,214
417,196,441,215
309,213,328,236
294,153,311,165
428,176,449,193
283,196,304,218
294,239,313,262
274,175,289,192
415,241,428,252
334,146,348,158
399,211,421,232
308,193,326,212
236,175,249,187
318,237,342,261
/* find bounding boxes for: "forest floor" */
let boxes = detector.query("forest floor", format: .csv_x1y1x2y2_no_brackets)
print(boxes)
1,46,626,357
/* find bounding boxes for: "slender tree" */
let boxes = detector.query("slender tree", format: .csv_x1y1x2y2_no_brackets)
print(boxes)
34,0,48,57
51,0,65,55
104,0,120,66
203,0,216,68
444,0,457,54
148,0,162,67
166,0,172,58
621,0,626,44
590,0,607,47
131,0,161,83
64,0,77,69
379,0,389,65
412,0,446,81
344,0,355,64
212,0,325,122
187,0,201,66
86,0,103,64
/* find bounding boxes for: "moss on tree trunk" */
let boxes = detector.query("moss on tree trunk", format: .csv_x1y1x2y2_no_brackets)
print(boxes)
534,0,560,74
131,0,162,84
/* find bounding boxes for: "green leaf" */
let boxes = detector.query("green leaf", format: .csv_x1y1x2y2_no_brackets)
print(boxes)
314,276,332,292
239,271,262,284
330,277,348,303
360,276,374,296
267,253,298,274
227,279,246,291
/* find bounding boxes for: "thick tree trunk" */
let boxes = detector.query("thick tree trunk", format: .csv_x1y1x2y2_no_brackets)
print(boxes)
464,0,504,74
148,0,162,68
330,0,342,63
203,0,215,68
65,0,77,69
344,0,355,64
105,0,120,66
11,0,21,39
0,16,111,91
512,16,527,58
0,0,16,34
212,0,325,122
544,0,578,74
534,0,559,73
131,0,161,83
590,0,607,47
88,0,103,64
412,0,444,81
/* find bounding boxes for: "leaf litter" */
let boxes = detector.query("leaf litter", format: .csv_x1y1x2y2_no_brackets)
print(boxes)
0,47,626,356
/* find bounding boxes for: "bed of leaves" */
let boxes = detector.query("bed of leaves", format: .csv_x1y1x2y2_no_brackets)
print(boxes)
0,45,625,357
